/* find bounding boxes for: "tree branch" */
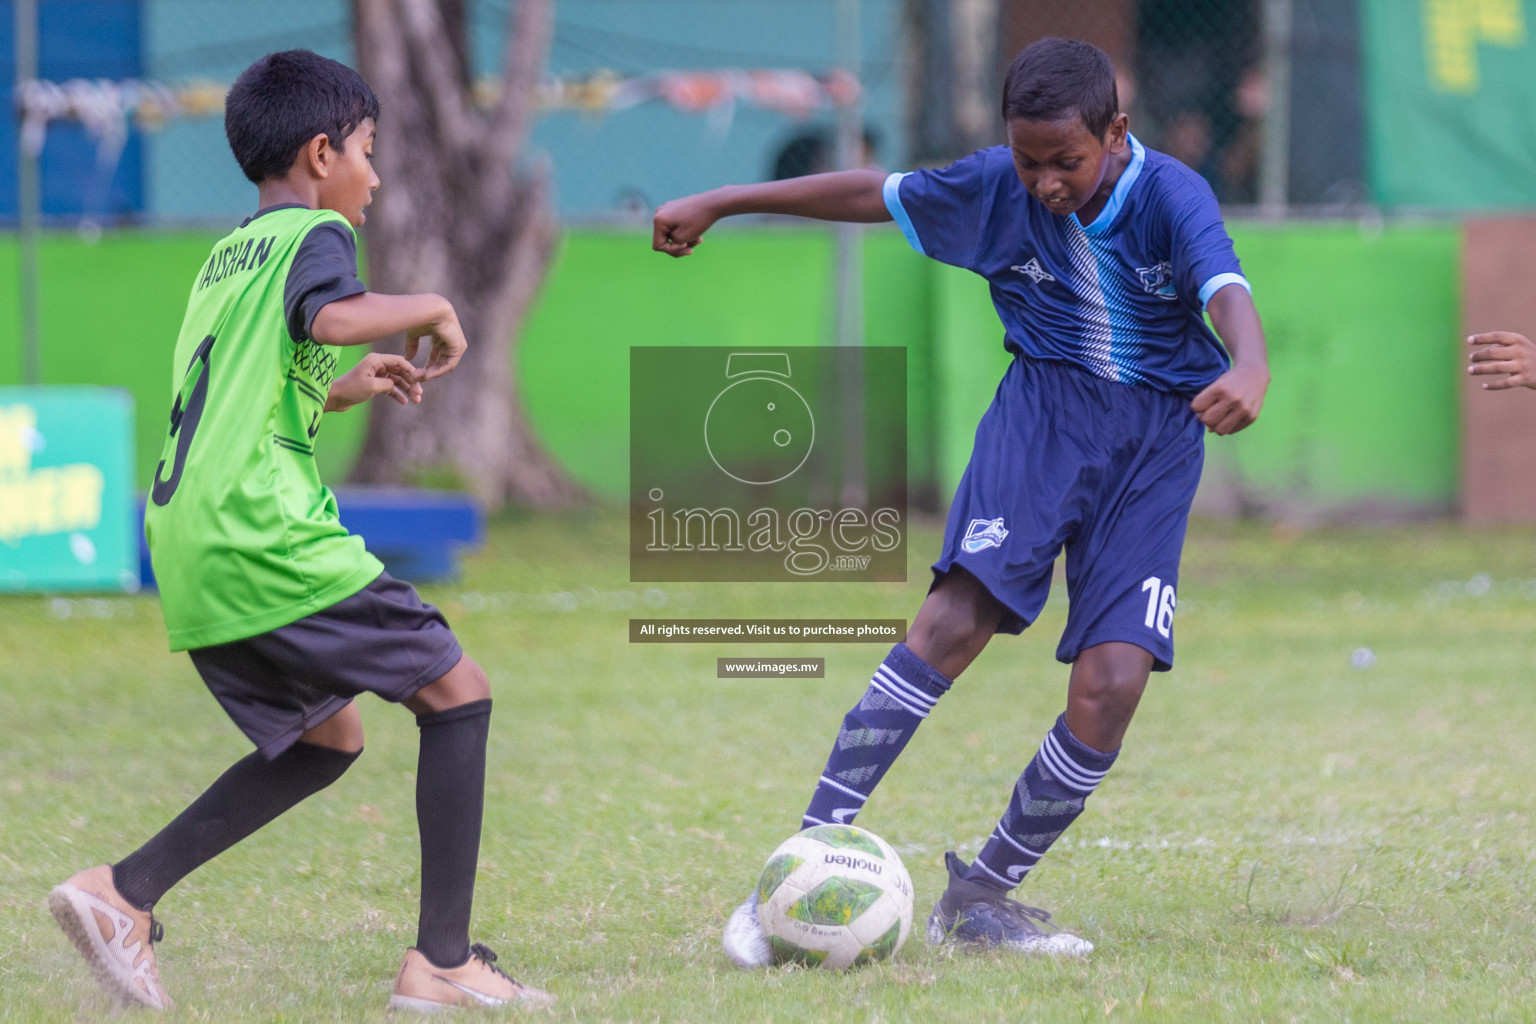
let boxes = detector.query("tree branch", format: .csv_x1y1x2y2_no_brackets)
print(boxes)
353,0,412,114
485,158,555,336
393,0,478,147
438,0,472,88
488,0,552,170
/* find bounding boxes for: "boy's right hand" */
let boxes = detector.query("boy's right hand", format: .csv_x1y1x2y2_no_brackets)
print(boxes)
406,301,468,380
325,352,423,412
1468,332,1536,390
653,193,720,257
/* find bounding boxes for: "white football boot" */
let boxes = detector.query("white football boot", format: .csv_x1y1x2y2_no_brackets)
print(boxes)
49,865,173,1010
722,894,773,969
389,943,555,1012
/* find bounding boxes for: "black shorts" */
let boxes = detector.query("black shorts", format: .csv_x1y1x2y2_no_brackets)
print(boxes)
189,573,464,759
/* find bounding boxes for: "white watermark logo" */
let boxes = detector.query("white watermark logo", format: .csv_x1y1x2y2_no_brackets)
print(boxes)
704,353,816,485
631,347,908,583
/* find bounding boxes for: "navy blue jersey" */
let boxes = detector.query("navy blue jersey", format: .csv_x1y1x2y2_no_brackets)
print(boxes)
883,134,1249,395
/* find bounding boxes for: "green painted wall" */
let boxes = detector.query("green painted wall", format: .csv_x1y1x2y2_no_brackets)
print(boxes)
1,222,1462,512
1221,222,1461,508
519,228,937,504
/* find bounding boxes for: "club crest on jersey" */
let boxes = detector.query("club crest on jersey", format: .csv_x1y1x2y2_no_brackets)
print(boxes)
1136,260,1178,300
1009,258,1055,284
962,517,1009,553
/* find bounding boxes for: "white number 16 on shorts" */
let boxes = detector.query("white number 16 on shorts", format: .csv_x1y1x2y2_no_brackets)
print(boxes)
1141,576,1177,639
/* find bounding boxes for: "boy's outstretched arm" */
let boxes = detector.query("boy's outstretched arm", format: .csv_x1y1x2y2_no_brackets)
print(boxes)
653,170,891,257
1467,332,1536,390
1191,284,1270,435
311,292,468,380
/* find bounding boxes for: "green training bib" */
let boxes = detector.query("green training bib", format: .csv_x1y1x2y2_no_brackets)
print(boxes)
145,207,382,650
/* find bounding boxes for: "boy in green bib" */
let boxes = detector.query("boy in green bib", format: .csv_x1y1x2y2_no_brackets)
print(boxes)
47,50,552,1013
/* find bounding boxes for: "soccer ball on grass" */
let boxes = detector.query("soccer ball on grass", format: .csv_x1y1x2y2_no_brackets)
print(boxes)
755,824,914,969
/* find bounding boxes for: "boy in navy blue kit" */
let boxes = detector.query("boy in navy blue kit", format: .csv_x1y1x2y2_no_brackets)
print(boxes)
654,38,1270,964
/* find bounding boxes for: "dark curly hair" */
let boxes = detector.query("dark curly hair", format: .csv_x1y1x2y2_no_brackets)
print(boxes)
224,49,380,184
1000,38,1119,138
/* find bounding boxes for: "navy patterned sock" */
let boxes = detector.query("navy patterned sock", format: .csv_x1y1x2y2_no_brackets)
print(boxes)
801,643,952,829
966,713,1118,890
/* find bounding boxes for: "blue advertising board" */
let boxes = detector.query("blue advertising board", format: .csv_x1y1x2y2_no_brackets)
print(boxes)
0,0,144,221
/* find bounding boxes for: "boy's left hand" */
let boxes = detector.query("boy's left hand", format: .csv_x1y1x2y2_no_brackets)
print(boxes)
1190,364,1269,435
325,353,424,413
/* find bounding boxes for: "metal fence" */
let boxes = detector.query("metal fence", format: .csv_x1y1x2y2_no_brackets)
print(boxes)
1000,0,1366,210
5,0,910,227
1132,0,1269,204
6,0,1375,231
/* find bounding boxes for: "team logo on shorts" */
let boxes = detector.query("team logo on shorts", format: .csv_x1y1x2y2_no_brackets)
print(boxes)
962,517,1009,553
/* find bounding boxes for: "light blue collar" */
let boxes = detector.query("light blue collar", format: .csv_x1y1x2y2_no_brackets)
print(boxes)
1072,133,1145,236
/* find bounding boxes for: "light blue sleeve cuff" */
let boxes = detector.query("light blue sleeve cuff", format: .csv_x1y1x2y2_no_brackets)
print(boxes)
1199,272,1251,309
883,172,926,256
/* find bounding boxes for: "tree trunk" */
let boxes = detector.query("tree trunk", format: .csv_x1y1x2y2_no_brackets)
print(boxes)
349,0,583,509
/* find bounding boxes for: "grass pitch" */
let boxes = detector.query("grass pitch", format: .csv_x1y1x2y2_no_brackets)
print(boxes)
2,513,1534,1022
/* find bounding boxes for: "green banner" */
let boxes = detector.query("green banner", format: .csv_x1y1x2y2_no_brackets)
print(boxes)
0,387,138,592
1365,0,1536,208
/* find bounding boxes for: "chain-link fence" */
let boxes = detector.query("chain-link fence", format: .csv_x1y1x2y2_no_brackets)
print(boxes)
1132,0,1266,204
2,0,353,227
1000,0,1366,209
6,0,1376,231
4,0,912,228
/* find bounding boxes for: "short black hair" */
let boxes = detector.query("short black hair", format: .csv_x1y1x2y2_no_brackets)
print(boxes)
225,50,380,184
1000,38,1118,138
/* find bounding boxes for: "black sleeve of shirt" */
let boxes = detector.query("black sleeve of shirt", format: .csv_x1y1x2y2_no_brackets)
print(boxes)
283,223,368,342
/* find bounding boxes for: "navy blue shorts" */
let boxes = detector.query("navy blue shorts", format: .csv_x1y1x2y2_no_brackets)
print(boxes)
932,357,1204,671
189,573,464,759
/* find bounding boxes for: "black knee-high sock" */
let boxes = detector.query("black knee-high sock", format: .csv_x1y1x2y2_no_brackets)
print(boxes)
112,741,360,911
413,699,491,970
